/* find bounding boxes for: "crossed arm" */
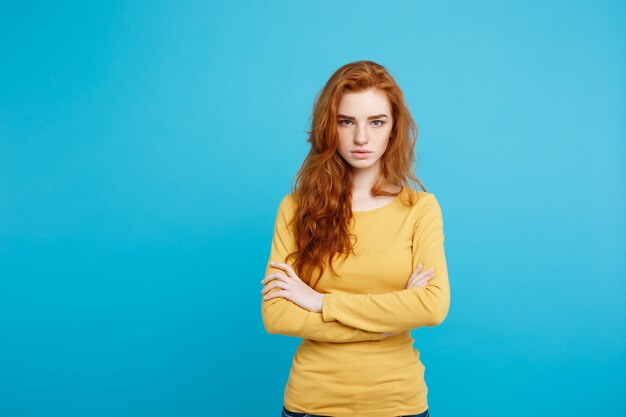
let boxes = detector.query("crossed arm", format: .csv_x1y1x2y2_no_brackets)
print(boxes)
260,192,450,342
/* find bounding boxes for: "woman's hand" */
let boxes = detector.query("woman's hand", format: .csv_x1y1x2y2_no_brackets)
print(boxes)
381,264,435,339
261,261,325,313
405,263,435,289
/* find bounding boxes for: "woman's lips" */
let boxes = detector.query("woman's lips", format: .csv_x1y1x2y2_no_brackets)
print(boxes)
351,151,372,159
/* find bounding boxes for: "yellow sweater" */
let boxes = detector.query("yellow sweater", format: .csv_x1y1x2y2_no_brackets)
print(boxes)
261,186,450,417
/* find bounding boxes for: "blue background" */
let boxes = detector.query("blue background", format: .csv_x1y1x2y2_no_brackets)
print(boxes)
1,1,624,416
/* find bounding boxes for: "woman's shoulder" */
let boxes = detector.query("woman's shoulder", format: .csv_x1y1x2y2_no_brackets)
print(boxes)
405,188,445,226
274,191,297,218
402,186,439,206
279,191,297,207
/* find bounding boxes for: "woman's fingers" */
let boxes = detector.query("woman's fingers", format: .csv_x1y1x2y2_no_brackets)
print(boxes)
416,272,435,287
409,266,433,282
420,266,434,275
410,264,432,279
260,270,288,285
270,261,301,282
412,263,424,278
263,289,290,301
261,279,288,295
406,265,422,286
407,267,435,289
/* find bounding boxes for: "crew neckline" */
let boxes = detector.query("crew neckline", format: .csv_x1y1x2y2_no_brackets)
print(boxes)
352,186,405,216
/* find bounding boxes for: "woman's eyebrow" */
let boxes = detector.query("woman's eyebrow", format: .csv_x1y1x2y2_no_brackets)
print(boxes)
337,114,389,120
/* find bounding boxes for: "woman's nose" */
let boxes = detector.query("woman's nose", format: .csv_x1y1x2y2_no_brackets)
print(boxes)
354,126,368,143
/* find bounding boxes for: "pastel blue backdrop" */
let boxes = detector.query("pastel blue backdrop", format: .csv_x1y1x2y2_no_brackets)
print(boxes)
1,1,624,416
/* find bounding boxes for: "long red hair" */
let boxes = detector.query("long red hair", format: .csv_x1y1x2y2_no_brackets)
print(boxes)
285,60,426,285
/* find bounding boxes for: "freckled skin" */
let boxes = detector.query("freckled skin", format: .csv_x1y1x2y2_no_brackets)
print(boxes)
335,87,394,176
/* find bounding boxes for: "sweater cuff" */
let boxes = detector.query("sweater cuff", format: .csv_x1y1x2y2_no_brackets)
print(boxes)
322,294,334,322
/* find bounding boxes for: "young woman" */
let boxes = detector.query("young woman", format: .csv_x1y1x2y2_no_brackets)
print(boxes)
260,60,450,417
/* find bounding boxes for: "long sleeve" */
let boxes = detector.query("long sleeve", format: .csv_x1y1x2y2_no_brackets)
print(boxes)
321,193,451,333
261,194,384,343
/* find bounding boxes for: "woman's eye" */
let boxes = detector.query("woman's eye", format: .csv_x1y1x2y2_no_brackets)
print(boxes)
338,119,384,126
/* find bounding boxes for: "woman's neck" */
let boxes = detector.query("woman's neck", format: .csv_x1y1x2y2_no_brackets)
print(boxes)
351,165,380,196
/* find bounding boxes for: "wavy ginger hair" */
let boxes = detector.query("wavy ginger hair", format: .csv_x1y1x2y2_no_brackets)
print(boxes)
285,60,426,285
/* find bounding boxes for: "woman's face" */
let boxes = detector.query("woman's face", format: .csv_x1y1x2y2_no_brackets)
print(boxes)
335,87,394,175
